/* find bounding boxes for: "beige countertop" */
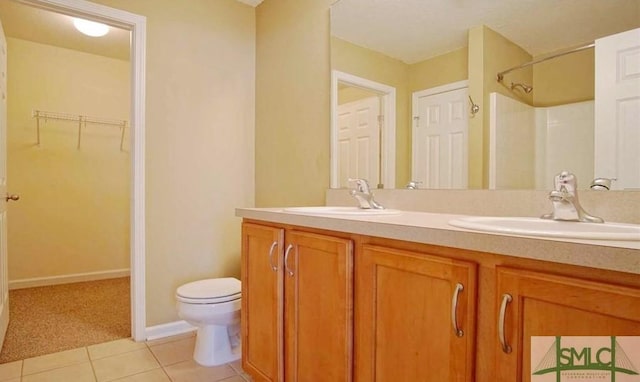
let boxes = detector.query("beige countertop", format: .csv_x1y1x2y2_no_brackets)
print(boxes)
236,207,640,275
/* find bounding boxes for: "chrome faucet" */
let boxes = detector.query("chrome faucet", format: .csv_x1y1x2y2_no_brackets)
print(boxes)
541,171,603,223
348,178,385,209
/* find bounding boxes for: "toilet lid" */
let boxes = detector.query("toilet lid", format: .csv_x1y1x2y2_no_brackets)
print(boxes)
176,278,241,304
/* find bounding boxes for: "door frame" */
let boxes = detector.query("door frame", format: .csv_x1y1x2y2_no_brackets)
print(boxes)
331,70,396,188
20,0,147,341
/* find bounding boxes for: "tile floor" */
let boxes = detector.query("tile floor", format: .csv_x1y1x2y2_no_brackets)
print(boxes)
0,332,252,382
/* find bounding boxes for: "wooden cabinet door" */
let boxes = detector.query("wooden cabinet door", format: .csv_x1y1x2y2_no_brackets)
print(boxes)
355,244,477,382
284,230,354,382
495,267,640,382
241,223,284,382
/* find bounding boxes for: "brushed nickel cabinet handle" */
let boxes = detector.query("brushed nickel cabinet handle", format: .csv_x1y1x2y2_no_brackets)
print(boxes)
284,244,294,277
499,293,513,354
451,283,464,337
267,241,278,272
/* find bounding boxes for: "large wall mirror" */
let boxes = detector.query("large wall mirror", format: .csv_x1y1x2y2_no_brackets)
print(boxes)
330,0,640,190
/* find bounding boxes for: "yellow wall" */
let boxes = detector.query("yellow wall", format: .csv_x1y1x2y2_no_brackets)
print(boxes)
468,25,532,188
408,48,468,93
255,0,334,206
7,38,130,281
533,48,594,107
86,0,256,326
338,85,377,104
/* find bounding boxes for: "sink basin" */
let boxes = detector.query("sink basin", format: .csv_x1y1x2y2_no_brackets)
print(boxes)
449,216,640,241
283,206,402,216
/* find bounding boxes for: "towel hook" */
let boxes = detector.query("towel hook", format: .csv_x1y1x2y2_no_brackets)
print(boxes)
469,96,480,116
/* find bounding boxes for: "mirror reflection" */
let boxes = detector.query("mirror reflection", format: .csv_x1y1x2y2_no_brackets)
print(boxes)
330,0,640,190
331,71,396,189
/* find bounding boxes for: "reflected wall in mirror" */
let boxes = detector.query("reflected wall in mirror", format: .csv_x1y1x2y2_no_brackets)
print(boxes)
330,0,640,190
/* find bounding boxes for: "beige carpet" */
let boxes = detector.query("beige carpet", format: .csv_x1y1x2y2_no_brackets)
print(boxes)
0,277,130,363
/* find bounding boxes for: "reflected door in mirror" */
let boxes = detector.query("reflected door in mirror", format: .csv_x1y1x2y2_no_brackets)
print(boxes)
595,28,640,190
412,83,469,189
337,96,381,188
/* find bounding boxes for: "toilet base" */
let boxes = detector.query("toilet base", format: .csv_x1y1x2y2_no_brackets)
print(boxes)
193,323,241,367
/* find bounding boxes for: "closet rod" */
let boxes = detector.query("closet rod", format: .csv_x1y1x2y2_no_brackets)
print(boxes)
32,110,128,151
496,42,595,82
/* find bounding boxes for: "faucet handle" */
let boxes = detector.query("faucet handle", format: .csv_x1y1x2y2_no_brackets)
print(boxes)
590,177,616,190
554,171,577,192
406,181,422,189
347,178,371,193
548,190,566,202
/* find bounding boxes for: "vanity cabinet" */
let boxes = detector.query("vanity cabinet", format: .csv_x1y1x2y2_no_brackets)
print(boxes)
355,244,477,382
494,267,640,382
241,222,354,382
240,218,640,382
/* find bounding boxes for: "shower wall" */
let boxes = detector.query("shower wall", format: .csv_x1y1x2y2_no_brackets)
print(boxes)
489,93,536,189
490,92,594,189
536,100,594,190
6,38,130,286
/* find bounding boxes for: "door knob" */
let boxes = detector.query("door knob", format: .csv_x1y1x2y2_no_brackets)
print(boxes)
5,194,19,202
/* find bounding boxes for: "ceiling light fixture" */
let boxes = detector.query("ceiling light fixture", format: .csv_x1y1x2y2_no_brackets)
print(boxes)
73,17,109,37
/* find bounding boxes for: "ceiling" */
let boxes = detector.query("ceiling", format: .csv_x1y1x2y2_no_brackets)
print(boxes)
2,0,637,65
0,0,131,60
0,0,265,61
331,0,640,64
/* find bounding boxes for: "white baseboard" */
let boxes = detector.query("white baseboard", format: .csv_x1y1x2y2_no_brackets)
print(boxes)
145,320,196,341
9,269,131,290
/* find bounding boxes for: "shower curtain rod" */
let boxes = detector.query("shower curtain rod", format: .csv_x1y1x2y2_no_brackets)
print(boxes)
496,42,595,82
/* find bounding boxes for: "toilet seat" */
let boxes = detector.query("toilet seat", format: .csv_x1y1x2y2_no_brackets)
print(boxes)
176,278,241,304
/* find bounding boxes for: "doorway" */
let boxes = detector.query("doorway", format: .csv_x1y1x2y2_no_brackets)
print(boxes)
0,0,146,352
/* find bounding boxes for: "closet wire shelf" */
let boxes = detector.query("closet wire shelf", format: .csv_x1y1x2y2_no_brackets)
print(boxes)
32,110,128,151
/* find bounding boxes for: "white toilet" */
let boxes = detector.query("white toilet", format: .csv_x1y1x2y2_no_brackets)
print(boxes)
176,277,242,367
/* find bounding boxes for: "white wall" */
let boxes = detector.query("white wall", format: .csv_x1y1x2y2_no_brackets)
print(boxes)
489,93,535,189
490,93,594,190
538,101,594,190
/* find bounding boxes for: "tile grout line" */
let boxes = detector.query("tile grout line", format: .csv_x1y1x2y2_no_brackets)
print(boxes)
142,342,173,381
89,346,147,362
20,349,91,378
108,367,170,382
85,346,99,382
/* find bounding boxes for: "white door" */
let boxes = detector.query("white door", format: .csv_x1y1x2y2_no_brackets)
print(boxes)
337,96,380,188
412,85,468,189
0,19,10,348
595,28,640,190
